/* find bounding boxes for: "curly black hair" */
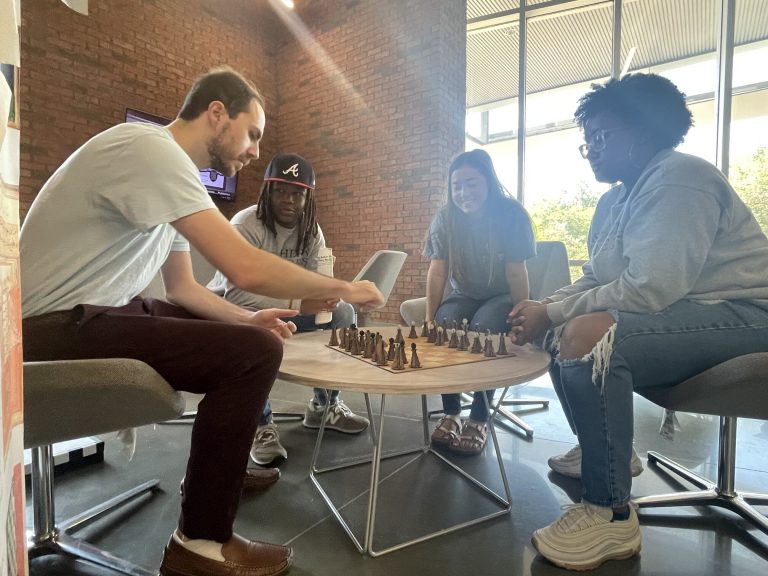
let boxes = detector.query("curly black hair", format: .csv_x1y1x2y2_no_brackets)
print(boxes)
574,73,693,149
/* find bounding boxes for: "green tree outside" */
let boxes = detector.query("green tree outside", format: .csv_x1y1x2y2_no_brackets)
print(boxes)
731,147,768,233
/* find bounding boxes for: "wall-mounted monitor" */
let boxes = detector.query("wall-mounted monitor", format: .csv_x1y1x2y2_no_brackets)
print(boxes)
124,108,238,202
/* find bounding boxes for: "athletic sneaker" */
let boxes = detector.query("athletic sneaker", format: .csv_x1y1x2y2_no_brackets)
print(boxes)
532,502,642,571
302,400,369,434
548,445,644,479
250,423,287,465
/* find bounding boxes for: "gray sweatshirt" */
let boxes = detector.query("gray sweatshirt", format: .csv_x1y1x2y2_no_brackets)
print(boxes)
546,148,768,325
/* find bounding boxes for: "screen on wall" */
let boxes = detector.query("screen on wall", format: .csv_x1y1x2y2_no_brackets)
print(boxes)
124,108,238,202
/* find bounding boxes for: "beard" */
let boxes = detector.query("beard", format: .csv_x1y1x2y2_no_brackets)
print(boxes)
207,124,242,177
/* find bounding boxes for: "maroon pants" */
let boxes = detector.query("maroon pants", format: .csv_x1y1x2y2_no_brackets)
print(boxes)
22,297,283,541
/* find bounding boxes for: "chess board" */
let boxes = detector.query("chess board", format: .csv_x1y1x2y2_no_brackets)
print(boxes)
326,327,517,374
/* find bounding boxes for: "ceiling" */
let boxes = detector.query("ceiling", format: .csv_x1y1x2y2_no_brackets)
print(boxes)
466,0,768,109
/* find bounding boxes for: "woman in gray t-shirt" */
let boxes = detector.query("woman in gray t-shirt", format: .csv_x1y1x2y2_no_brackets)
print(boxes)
423,149,535,455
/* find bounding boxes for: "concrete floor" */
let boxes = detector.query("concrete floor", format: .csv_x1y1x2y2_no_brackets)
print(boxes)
27,372,768,575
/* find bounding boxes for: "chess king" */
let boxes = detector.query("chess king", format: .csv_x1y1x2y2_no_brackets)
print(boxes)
208,153,370,465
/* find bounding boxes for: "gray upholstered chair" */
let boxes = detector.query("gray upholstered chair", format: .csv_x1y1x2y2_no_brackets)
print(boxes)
24,358,185,575
399,240,571,438
351,249,408,319
633,353,768,536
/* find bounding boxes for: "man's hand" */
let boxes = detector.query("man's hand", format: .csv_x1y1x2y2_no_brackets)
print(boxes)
246,308,298,341
343,281,385,311
300,298,340,315
508,299,551,345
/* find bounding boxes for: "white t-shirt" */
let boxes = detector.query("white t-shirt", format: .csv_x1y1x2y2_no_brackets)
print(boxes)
21,123,215,317
207,204,325,309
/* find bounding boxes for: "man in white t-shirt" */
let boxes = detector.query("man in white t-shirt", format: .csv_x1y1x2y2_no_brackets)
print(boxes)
209,153,369,466
21,67,383,576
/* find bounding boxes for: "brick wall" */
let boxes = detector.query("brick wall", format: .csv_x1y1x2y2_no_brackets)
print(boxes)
19,0,467,324
19,0,282,219
276,0,466,323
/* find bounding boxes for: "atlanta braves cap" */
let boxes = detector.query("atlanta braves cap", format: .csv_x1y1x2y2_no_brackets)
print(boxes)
263,153,316,190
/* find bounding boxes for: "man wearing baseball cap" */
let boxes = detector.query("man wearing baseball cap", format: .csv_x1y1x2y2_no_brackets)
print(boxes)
209,153,369,466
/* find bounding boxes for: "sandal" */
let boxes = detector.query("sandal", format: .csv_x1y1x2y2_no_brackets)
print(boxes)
450,420,488,455
431,415,462,446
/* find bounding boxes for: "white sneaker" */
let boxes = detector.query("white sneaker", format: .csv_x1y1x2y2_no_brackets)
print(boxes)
548,445,644,479
250,423,287,465
532,502,641,570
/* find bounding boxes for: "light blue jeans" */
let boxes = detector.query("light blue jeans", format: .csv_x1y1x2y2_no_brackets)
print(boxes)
549,298,768,508
437,292,512,422
260,302,356,425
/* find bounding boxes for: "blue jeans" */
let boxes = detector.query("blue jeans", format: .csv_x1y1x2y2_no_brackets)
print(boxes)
260,302,356,425
550,299,768,508
437,292,512,422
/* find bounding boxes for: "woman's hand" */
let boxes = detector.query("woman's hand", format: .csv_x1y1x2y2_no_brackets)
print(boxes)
508,300,551,345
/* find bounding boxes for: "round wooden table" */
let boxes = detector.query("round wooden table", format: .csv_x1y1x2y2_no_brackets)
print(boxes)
278,327,551,556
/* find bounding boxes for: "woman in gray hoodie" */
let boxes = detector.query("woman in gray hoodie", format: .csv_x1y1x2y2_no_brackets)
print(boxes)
510,73,768,571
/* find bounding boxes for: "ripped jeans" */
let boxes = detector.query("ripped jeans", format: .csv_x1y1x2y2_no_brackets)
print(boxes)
548,298,768,508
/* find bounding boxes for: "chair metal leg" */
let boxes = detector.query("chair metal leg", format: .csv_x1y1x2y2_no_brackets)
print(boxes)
633,416,768,536
27,444,160,575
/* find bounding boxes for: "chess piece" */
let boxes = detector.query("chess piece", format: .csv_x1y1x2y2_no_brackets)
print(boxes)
470,333,483,354
408,322,418,339
375,336,387,365
435,326,444,346
329,326,339,347
427,322,437,343
484,336,496,357
395,327,404,344
497,332,509,355
448,328,458,348
409,343,421,368
340,327,348,349
363,332,375,358
462,318,469,333
350,332,361,355
421,320,429,338
399,340,408,365
387,337,397,361
346,328,356,352
391,343,405,370
457,330,469,351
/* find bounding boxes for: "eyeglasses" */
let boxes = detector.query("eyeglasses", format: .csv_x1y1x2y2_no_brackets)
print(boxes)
578,127,626,159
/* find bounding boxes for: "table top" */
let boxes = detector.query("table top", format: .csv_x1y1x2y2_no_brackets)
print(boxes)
278,327,551,395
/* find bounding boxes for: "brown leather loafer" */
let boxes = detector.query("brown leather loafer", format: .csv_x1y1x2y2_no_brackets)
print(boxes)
242,467,280,492
159,532,293,576
180,468,280,496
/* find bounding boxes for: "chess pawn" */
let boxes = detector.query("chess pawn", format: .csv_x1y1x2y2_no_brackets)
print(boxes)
350,332,361,355
421,320,429,338
399,340,408,366
375,337,387,365
448,328,458,349
435,326,444,346
409,343,421,368
408,322,418,339
497,332,509,355
363,333,375,358
391,343,405,370
395,327,404,344
358,330,367,354
329,326,339,347
346,328,356,352
387,337,397,361
470,333,483,354
484,336,496,357
457,330,469,351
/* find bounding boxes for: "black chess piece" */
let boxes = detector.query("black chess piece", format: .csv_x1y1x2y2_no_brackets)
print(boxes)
409,343,421,368
484,336,496,357
395,327,404,344
457,330,469,351
391,343,405,370
421,321,429,338
435,326,444,346
399,340,408,365
346,328,356,352
350,332,361,355
375,337,387,365
448,329,458,348
363,332,375,358
497,332,509,355
427,322,437,343
470,333,483,354
329,326,339,347
408,322,418,339
387,337,397,361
